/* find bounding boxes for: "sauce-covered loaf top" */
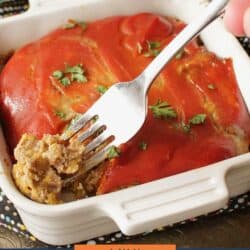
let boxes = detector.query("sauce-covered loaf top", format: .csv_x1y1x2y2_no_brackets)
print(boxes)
0,13,250,195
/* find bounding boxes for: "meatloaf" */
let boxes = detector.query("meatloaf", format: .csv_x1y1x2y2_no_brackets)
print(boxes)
0,13,249,204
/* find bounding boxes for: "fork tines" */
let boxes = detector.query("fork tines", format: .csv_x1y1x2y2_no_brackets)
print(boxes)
62,114,115,186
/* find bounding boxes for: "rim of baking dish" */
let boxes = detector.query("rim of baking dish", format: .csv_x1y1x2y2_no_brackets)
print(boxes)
0,0,249,218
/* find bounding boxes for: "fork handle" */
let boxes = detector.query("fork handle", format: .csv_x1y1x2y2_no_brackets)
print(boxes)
136,0,229,94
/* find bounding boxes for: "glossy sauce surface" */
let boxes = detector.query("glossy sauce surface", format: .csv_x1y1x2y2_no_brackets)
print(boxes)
0,13,249,194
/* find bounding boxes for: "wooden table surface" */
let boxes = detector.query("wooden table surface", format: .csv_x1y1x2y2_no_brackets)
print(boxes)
0,208,249,248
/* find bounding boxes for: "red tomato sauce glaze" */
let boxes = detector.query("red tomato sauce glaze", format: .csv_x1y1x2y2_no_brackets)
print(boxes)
0,13,250,195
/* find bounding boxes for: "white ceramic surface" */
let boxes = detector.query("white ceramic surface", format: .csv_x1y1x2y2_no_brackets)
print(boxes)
0,0,249,245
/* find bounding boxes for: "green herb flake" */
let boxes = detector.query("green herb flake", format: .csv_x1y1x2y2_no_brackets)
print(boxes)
66,64,87,83
149,100,177,119
143,49,161,57
65,64,84,74
63,22,77,29
175,50,184,59
52,64,88,86
147,41,161,50
180,114,206,134
208,84,216,90
151,49,161,57
71,73,87,83
143,49,160,58
60,77,71,86
55,110,66,120
107,146,120,159
181,122,191,133
139,141,148,151
97,85,108,95
189,114,207,125
52,70,64,80
143,40,161,58
63,20,87,30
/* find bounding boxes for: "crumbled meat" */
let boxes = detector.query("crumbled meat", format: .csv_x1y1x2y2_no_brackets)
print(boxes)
41,134,85,174
68,181,87,200
12,133,105,204
83,164,106,194
12,133,86,204
13,161,62,204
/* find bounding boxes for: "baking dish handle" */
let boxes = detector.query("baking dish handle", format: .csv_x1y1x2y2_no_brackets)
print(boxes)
102,163,233,236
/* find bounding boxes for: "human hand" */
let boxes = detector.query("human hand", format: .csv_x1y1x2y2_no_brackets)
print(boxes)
224,0,250,37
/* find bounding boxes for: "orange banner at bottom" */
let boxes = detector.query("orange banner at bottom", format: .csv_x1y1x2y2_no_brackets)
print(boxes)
75,244,176,250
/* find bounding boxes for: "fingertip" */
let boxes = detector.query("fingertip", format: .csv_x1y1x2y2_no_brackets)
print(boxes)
243,7,250,36
224,0,250,36
224,0,244,36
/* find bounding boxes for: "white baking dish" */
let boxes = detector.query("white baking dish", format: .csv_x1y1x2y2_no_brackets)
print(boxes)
0,0,250,245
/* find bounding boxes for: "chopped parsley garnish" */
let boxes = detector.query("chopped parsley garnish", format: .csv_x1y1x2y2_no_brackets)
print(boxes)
65,64,87,83
181,122,191,133
71,73,87,83
208,84,216,90
149,100,177,119
107,146,120,159
60,77,71,86
65,64,84,74
63,22,77,29
51,64,87,86
55,110,66,120
97,85,108,95
52,70,64,80
175,49,184,59
178,114,207,133
189,114,207,125
139,141,148,151
144,50,160,57
144,40,161,58
63,20,88,30
148,41,161,49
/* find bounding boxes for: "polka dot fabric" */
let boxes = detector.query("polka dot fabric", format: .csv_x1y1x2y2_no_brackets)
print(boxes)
0,0,28,17
0,0,250,247
0,189,249,246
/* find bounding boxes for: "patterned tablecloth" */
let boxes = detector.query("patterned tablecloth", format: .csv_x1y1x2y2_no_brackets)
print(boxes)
0,0,250,247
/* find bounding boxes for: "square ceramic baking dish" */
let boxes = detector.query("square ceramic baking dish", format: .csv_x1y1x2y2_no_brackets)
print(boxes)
0,0,250,245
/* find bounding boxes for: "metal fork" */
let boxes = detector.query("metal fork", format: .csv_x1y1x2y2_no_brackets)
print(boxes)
62,0,229,182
